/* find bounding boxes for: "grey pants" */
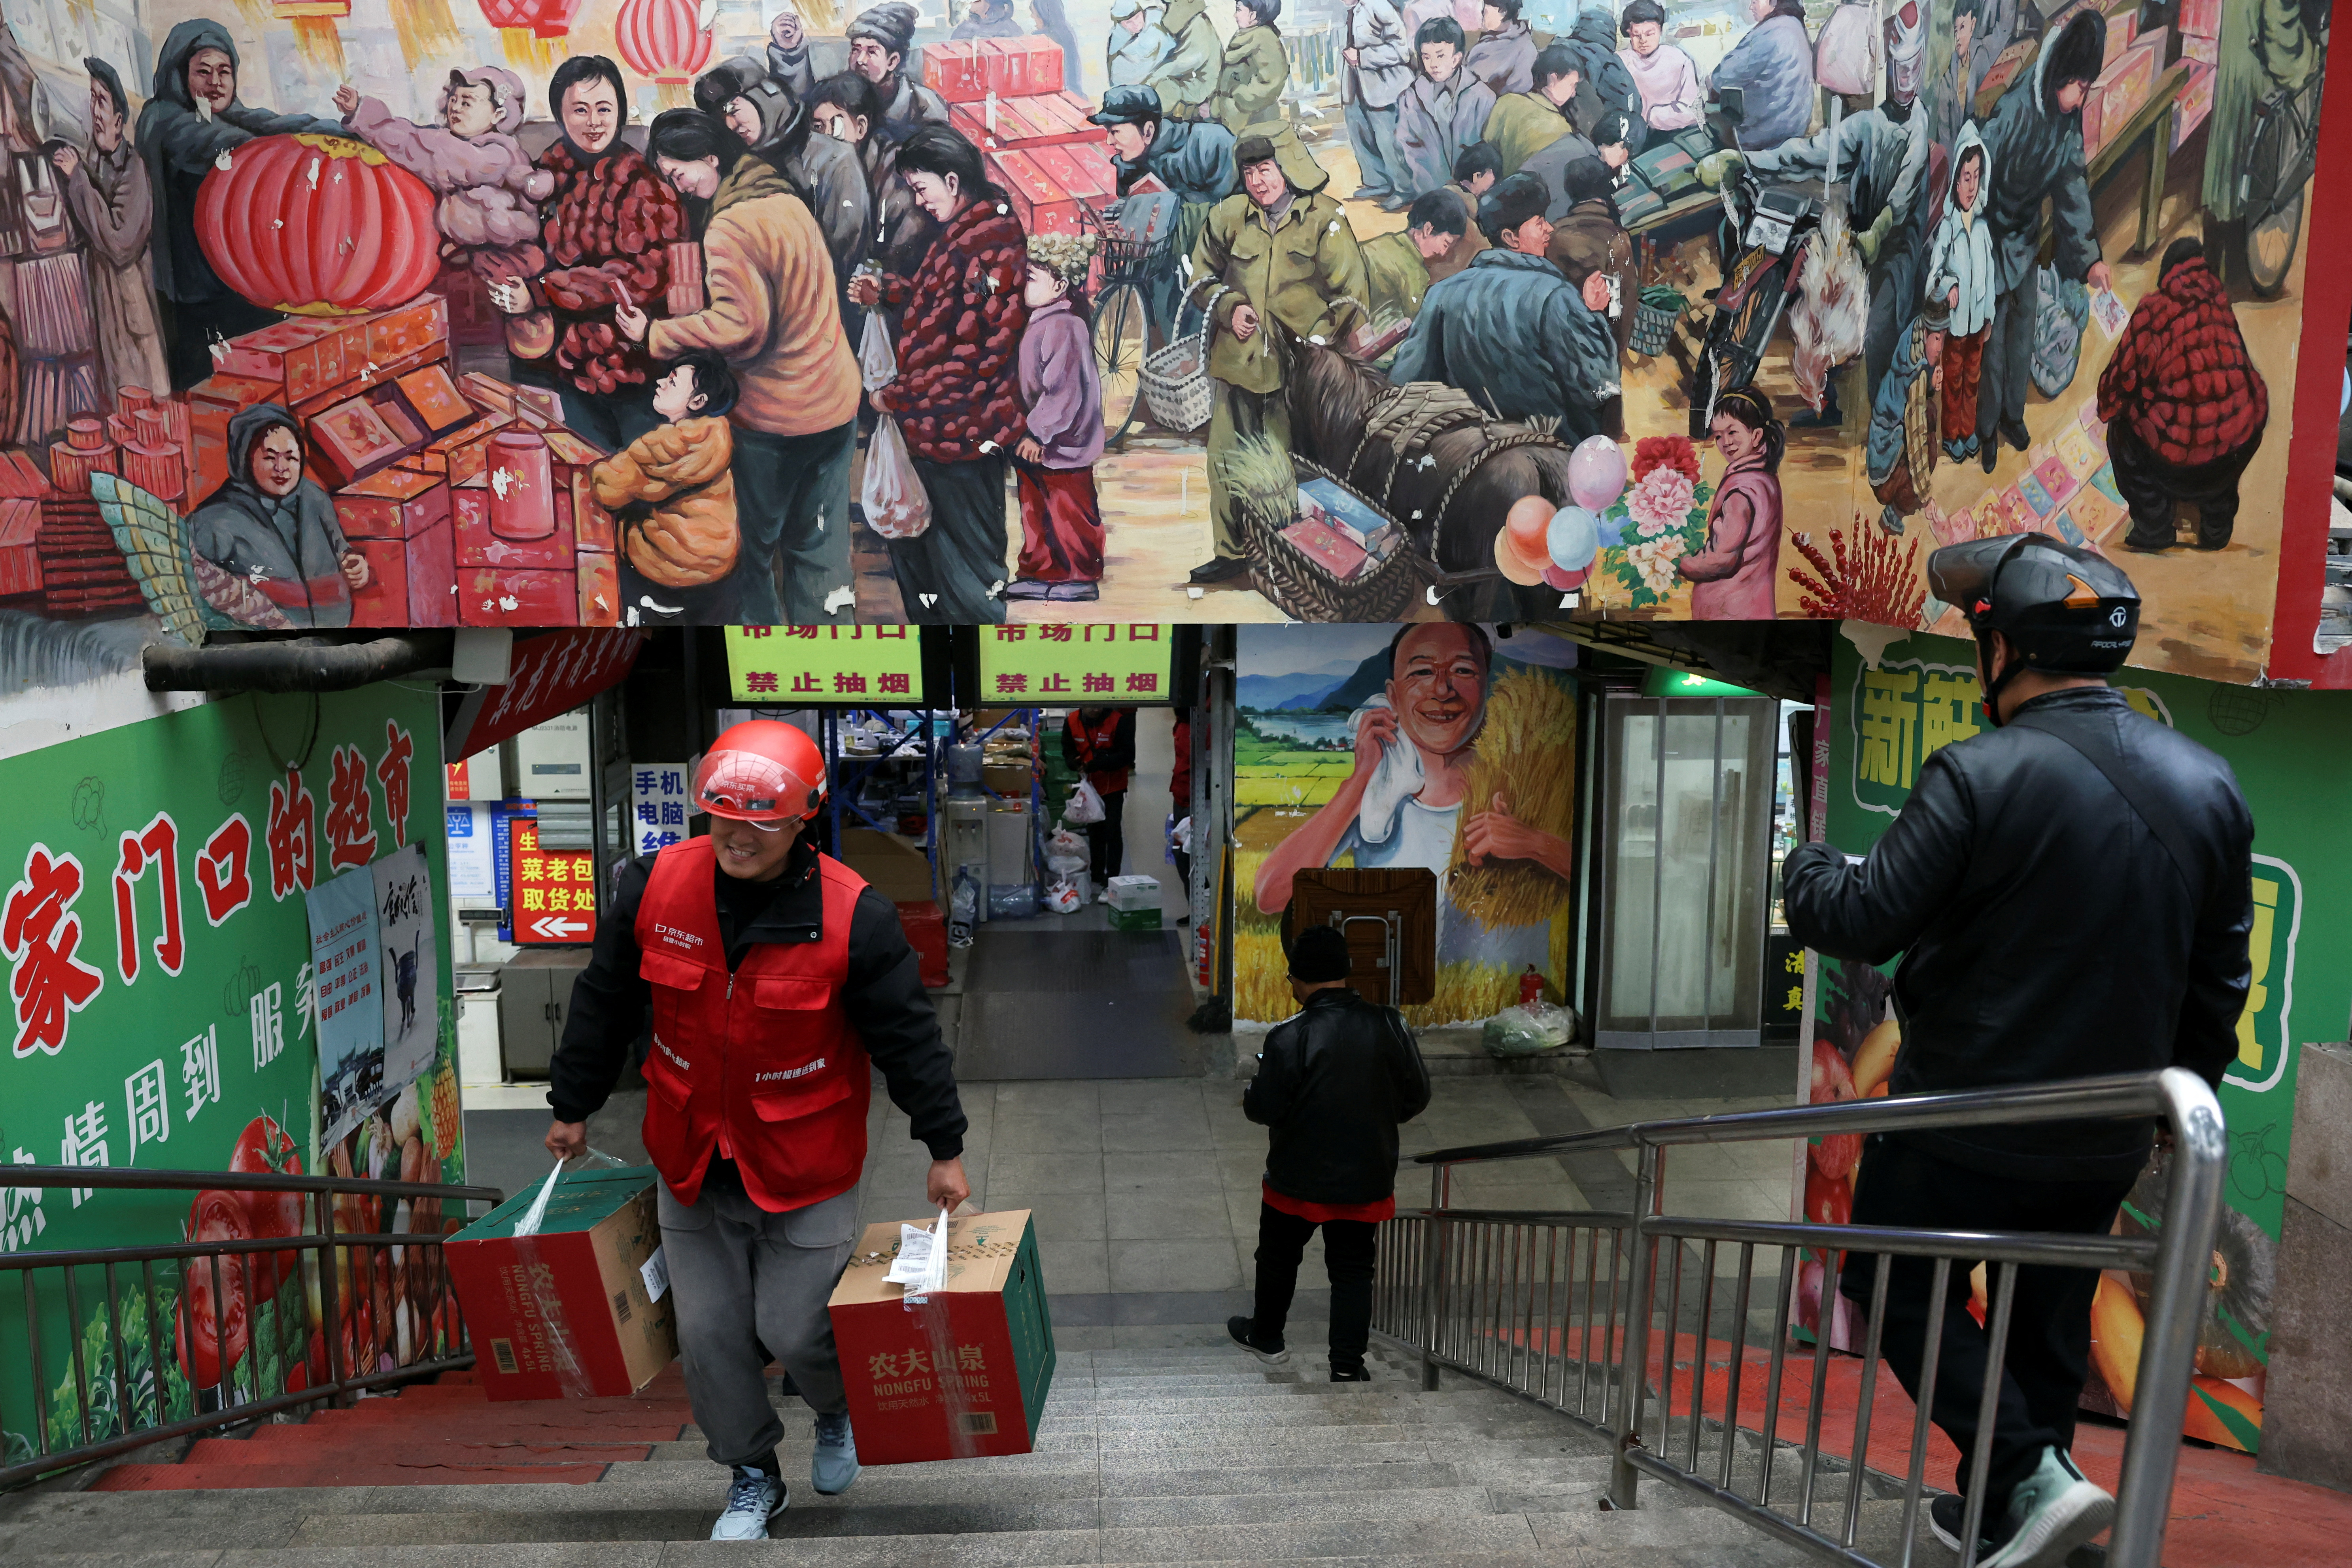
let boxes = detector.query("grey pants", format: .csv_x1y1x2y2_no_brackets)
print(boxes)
657,1178,860,1470
1346,100,1403,200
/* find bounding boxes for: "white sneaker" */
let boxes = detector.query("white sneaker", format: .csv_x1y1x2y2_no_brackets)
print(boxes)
1982,1446,2114,1568
710,1465,787,1540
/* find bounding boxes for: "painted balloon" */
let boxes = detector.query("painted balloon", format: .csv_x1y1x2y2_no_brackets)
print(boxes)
1493,525,1544,586
1567,436,1628,512
1542,563,1591,591
1504,493,1553,557
1546,504,1600,572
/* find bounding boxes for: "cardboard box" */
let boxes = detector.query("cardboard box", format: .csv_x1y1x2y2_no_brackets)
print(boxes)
308,394,416,487
361,295,451,365
445,1164,678,1402
545,429,616,553
2083,38,2161,157
980,762,1032,797
828,1209,1054,1464
993,143,1115,238
1105,875,1159,912
1109,906,1163,932
922,37,1064,103
396,363,475,434
840,827,937,903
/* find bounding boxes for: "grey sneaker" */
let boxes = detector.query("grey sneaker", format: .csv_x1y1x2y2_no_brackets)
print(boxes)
710,1465,786,1540
1982,1446,2114,1568
812,1410,861,1495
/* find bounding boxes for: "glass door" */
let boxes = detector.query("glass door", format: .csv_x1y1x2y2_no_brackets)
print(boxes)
1593,693,1778,1048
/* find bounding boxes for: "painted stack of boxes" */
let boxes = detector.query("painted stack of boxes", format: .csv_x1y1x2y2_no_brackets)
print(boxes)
922,37,1116,238
2081,0,2168,160
177,295,620,628
2172,0,2221,151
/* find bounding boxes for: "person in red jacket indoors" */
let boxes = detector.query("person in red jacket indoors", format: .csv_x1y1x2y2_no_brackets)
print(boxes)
2097,239,2268,554
544,720,969,1542
1061,705,1138,901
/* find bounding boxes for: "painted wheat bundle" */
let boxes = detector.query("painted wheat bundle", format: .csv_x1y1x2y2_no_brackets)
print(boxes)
1446,667,1577,931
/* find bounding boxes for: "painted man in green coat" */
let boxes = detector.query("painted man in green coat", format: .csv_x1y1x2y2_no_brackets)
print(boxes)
1185,136,1368,586
1212,0,1292,138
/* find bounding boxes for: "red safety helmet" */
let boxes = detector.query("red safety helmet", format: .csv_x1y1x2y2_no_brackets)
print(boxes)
693,720,827,827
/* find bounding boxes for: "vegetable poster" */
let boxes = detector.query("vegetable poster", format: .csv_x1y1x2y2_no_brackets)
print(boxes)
0,686,461,1470
1800,629,2352,1454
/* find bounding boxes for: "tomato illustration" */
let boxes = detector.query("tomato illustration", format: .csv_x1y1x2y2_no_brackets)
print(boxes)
227,1114,306,1296
1808,1040,1863,1180
176,1190,256,1387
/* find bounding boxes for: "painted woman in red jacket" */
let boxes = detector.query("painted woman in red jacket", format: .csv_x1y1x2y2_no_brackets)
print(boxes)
847,126,1030,626
493,56,686,455
2097,240,2269,555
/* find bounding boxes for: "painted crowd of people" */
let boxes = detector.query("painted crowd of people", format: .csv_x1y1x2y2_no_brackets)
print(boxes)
44,0,2291,632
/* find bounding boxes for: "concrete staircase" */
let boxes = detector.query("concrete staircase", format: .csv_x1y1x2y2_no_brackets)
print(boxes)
0,1332,1842,1568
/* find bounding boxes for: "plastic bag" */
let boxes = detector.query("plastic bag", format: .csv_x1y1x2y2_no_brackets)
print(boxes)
988,883,1039,918
1045,826,1086,859
1064,779,1105,825
857,308,898,393
885,1207,953,1298
513,1148,631,1238
2030,264,2090,399
1043,875,1084,914
948,869,978,947
1481,1001,1579,1058
862,414,931,540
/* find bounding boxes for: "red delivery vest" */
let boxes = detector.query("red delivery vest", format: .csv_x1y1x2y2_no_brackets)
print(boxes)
634,837,874,1211
1069,709,1130,795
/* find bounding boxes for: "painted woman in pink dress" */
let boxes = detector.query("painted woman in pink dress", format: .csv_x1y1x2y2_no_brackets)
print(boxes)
1677,387,1787,619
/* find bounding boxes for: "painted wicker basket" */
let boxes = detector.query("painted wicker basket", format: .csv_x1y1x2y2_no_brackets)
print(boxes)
1242,456,1427,623
1141,330,1213,432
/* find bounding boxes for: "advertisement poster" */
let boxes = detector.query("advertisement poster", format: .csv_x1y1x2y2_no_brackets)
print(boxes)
372,843,440,1095
444,804,496,901
1232,624,1578,1026
0,689,462,1467
1800,629,2352,1453
308,867,383,1149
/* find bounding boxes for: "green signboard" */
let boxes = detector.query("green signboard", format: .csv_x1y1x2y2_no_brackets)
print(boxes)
0,687,459,1465
1811,630,2352,1454
979,624,1174,703
724,625,926,703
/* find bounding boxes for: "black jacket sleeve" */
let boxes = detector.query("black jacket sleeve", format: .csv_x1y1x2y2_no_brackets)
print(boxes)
548,858,654,1124
2173,798,2256,1087
1385,1009,1433,1124
1096,712,1138,775
843,886,969,1160
1781,748,1977,965
1241,1019,1299,1127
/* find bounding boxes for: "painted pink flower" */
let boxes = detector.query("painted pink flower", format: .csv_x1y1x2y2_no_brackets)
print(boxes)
1626,467,1696,535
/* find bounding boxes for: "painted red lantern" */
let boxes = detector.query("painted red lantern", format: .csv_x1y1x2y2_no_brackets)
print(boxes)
476,0,584,36
614,0,714,87
195,134,441,318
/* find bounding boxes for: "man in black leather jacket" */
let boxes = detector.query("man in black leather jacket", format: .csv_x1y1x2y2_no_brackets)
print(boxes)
1228,926,1432,1380
1783,536,2252,1568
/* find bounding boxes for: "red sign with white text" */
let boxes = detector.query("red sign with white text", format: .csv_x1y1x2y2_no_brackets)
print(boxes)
506,819,597,946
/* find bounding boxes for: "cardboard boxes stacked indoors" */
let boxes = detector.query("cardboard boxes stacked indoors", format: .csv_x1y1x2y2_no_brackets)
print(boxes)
174,295,621,628
922,38,1115,238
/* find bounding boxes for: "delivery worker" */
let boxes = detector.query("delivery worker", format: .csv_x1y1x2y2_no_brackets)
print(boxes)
545,719,970,1542
1782,537,2252,1568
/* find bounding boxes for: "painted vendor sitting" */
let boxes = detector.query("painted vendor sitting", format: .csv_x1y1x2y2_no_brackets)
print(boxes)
186,404,370,628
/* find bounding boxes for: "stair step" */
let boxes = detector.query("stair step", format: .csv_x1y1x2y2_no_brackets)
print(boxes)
89,1460,614,1491
183,1438,656,1468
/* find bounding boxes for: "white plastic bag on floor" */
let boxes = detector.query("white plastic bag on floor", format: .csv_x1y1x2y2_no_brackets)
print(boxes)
862,415,930,540
1043,875,1084,914
1064,779,1105,825
1481,1001,1579,1058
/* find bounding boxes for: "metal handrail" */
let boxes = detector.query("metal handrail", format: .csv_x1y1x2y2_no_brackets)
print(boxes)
2,1164,505,1491
1371,1068,2225,1568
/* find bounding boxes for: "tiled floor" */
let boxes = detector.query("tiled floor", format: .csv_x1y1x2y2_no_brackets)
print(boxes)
844,1074,1803,1307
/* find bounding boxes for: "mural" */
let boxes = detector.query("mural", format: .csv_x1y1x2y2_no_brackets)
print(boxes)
1794,627,2352,1456
0,0,2327,675
1232,620,1577,1024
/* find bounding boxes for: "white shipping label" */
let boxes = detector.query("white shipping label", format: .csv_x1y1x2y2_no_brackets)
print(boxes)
640,1245,670,1304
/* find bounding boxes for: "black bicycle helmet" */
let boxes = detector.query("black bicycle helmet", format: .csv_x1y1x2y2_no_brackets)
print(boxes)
1926,536,2139,724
